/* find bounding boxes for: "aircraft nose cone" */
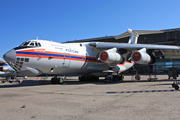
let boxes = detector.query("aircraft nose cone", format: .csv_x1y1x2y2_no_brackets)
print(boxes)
3,49,16,63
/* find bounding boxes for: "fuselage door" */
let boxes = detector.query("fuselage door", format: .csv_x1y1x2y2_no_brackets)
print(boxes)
62,50,71,68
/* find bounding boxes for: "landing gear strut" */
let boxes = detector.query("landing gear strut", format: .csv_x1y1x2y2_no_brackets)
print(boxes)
51,77,64,84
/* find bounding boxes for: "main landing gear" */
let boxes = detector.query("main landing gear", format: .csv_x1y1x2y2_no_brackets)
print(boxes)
104,74,124,83
78,76,99,82
51,77,64,84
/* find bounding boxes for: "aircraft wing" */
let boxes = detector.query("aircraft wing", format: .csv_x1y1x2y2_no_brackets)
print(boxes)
89,42,180,50
89,42,180,64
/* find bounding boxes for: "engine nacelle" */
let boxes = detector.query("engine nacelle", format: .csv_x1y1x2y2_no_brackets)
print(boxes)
0,66,14,72
98,48,123,64
131,48,154,65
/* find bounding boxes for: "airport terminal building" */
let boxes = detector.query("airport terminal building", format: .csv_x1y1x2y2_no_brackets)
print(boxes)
66,28,180,74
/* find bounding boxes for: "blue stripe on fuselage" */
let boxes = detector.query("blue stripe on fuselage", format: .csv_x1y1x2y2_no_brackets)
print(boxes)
16,51,97,61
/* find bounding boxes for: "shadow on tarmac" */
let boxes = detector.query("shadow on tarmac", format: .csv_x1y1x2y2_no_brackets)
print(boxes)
0,78,179,88
0,79,111,88
106,89,179,94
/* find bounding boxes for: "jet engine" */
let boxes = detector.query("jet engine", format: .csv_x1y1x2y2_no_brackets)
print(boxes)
0,66,14,72
131,48,155,65
98,48,124,64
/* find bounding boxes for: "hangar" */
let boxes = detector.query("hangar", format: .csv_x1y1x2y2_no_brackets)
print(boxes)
66,28,180,74
66,28,180,45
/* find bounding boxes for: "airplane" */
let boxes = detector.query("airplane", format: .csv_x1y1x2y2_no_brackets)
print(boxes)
0,58,19,83
3,29,180,85
0,58,15,72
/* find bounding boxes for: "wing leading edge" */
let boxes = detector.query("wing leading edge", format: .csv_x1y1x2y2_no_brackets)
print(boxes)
89,42,180,50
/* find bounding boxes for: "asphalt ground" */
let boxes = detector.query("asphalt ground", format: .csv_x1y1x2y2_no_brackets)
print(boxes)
0,75,180,120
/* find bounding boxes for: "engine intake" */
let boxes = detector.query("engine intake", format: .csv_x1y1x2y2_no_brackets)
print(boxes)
131,48,154,64
98,48,123,64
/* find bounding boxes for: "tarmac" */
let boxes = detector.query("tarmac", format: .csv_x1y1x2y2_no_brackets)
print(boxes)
0,75,180,120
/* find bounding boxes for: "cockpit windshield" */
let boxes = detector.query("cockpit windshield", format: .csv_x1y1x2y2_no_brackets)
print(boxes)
20,41,41,47
20,41,30,46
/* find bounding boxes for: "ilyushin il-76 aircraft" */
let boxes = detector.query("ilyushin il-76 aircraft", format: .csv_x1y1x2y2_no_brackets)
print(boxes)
0,58,17,78
3,29,180,84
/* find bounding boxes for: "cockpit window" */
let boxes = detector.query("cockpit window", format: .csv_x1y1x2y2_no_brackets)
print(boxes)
38,43,41,47
20,41,30,46
35,41,38,46
29,41,34,46
20,41,41,47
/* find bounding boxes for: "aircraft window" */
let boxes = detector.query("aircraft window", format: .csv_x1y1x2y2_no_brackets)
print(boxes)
20,42,25,46
23,41,30,46
15,65,18,68
25,58,29,62
21,58,24,61
17,58,20,61
30,42,34,46
35,42,38,46
38,43,41,47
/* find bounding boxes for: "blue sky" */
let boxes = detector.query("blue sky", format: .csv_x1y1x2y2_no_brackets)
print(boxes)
1,0,180,57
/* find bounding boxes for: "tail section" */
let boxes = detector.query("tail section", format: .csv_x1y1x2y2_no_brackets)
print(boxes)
127,29,139,44
114,29,164,44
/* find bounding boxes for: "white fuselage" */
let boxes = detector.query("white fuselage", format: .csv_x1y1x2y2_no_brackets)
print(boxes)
4,40,134,77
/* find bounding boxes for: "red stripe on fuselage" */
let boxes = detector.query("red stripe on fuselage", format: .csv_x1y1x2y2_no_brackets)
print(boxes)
16,49,134,65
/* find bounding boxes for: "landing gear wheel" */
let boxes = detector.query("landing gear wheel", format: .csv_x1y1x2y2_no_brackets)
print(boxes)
172,83,179,90
79,76,85,82
51,78,64,84
56,78,60,84
175,84,179,90
172,83,176,88
51,78,55,84
60,78,64,84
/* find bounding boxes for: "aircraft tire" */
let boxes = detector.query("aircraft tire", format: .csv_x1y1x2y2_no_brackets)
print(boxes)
79,76,85,82
172,83,176,88
113,75,119,82
56,78,60,84
51,78,56,84
78,76,82,82
175,85,179,90
94,77,99,81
